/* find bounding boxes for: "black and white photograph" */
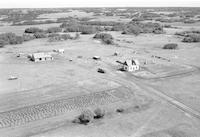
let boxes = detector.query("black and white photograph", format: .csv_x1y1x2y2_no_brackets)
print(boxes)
0,0,200,137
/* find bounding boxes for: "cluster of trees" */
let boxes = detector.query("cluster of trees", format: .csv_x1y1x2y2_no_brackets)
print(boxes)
48,33,80,42
13,20,57,26
93,33,114,45
60,22,99,34
175,30,200,42
24,27,63,39
80,21,120,26
0,26,80,47
113,21,164,35
0,33,23,47
182,34,200,42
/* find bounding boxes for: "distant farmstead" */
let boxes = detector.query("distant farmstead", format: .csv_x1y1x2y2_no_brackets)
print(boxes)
31,52,53,62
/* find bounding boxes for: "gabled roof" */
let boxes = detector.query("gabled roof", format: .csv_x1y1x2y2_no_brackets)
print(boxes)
32,52,52,59
124,60,132,66
124,59,139,66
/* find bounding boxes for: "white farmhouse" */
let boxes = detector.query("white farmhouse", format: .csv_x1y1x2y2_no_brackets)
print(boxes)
31,52,53,62
123,59,140,72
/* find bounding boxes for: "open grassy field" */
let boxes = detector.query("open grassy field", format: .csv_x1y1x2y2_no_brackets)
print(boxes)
0,7,200,137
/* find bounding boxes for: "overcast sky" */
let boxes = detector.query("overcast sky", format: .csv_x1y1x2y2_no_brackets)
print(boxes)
0,0,199,8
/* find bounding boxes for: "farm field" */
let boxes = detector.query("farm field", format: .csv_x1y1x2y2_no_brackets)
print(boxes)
0,7,200,137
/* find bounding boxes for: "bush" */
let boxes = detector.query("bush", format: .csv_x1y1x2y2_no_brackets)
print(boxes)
93,33,114,44
116,108,125,113
9,36,23,44
61,34,72,40
93,33,113,39
97,68,106,73
120,22,163,35
46,27,62,33
48,34,74,42
22,34,35,41
111,24,125,31
48,33,60,38
34,32,47,38
94,108,105,119
25,27,44,33
182,34,200,42
80,25,97,34
76,110,94,125
163,43,178,49
74,33,80,40
122,24,141,35
61,22,98,34
0,33,23,46
0,39,8,47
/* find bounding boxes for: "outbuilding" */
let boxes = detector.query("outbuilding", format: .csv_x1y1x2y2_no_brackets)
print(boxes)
31,52,53,62
53,49,65,54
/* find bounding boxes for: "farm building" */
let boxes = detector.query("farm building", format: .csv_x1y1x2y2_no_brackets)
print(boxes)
53,49,65,54
123,59,140,72
31,52,53,62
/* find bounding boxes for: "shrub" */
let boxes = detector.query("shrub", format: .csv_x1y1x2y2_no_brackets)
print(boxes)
46,27,62,33
94,108,105,119
122,25,141,35
0,39,8,47
34,32,47,38
97,68,106,73
48,34,73,42
182,34,200,42
93,33,114,44
74,33,80,39
0,33,23,46
80,25,97,34
25,27,44,33
116,108,125,113
121,22,163,35
61,22,98,34
76,110,94,125
61,34,72,40
9,36,23,44
22,34,35,41
163,43,178,49
111,24,125,31
93,33,113,39
48,33,60,38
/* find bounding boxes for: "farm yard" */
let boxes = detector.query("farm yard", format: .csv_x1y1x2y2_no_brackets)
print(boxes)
0,7,200,137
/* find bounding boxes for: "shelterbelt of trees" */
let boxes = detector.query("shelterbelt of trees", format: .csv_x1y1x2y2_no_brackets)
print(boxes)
1,19,200,48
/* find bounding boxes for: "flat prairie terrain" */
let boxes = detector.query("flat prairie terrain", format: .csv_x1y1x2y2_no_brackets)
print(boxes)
0,8,200,137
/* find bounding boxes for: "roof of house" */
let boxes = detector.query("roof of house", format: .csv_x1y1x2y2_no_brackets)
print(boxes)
32,52,52,59
124,59,139,66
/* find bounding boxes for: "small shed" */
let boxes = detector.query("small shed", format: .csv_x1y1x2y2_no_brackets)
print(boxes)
93,56,101,60
53,49,65,54
123,59,140,72
31,52,53,62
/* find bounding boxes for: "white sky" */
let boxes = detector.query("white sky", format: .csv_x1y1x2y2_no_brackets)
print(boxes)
0,0,200,8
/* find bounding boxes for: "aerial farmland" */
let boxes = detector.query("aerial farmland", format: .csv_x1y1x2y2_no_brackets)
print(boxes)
0,7,200,137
